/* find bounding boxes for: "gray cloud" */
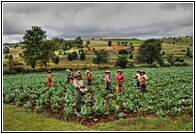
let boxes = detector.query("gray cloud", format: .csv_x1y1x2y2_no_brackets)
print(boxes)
2,2,193,43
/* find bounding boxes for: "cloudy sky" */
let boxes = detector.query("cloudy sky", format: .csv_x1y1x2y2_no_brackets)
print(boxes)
3,2,193,43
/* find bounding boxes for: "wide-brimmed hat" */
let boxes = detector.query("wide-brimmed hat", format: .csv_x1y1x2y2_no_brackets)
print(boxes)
117,69,122,73
74,72,81,78
140,70,145,74
66,69,70,72
77,70,81,73
86,70,90,73
48,70,52,73
105,70,111,73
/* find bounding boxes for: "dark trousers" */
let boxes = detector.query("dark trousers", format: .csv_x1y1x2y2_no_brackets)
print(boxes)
87,79,92,86
140,85,147,93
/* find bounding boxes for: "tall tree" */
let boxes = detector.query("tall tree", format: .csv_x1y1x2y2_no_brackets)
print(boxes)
3,46,9,54
7,54,13,69
22,26,47,69
39,40,59,68
167,54,175,66
72,51,78,59
108,40,112,46
80,51,86,61
136,38,164,65
93,49,110,68
75,36,83,48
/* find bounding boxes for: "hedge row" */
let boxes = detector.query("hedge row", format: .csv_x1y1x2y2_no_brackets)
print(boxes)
3,62,191,75
3,67,92,75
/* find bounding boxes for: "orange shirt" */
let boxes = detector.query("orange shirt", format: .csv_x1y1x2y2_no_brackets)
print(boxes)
86,73,92,79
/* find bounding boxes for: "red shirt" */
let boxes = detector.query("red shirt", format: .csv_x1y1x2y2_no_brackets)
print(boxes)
86,73,92,79
116,74,125,82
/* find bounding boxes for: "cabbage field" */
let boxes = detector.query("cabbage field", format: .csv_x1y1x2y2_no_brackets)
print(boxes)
3,66,193,126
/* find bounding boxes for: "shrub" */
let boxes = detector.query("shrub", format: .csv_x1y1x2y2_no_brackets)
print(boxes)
174,62,182,66
119,49,129,54
12,67,26,73
127,62,134,68
129,54,133,59
182,62,189,66
148,63,158,68
13,62,23,66
163,63,171,67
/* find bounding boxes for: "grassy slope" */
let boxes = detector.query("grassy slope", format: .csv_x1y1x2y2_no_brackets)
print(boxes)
3,37,193,68
3,104,193,131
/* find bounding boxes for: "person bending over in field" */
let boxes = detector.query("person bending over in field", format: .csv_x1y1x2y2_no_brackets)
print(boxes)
138,70,148,93
136,70,141,89
73,72,87,114
86,70,93,86
47,70,54,87
104,70,113,92
115,69,125,94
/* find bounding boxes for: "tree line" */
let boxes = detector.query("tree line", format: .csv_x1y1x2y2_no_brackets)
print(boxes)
3,26,193,70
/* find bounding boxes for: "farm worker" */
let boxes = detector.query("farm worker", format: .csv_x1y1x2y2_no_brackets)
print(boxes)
86,70,93,86
73,72,86,114
66,69,71,83
76,70,82,80
115,69,125,94
69,71,74,84
47,70,54,87
136,70,141,89
104,70,113,92
138,70,148,93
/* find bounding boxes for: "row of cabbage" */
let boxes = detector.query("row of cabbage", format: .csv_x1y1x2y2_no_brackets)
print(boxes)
3,66,193,119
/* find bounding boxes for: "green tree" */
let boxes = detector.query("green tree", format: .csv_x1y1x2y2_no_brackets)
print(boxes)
129,45,134,54
167,54,175,66
78,49,85,55
129,54,133,59
186,48,193,57
93,49,110,68
108,40,112,46
115,54,129,68
67,53,73,61
22,26,47,69
19,53,23,57
119,49,129,54
53,56,60,64
7,54,13,69
136,38,164,65
85,40,90,48
51,37,63,50
72,51,78,59
3,46,9,54
80,51,86,61
39,40,59,68
75,36,83,48
61,40,72,51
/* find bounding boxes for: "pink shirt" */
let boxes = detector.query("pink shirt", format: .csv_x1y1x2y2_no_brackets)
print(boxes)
105,74,111,81
116,74,125,82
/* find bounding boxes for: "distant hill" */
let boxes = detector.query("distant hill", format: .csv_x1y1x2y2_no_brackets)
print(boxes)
131,38,138,40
